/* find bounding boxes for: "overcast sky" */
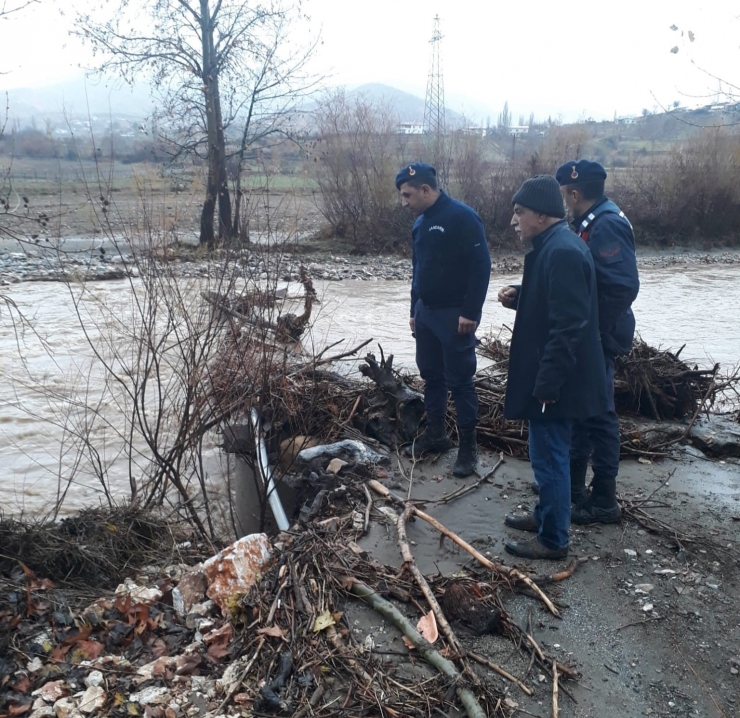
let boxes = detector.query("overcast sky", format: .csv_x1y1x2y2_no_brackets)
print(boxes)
1,0,738,121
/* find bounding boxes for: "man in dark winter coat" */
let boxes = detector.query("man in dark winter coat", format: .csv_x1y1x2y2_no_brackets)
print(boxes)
396,162,491,478
555,160,640,524
498,175,608,559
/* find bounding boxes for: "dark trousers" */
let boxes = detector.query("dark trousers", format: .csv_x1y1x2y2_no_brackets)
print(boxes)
413,301,478,430
571,355,620,482
530,418,572,550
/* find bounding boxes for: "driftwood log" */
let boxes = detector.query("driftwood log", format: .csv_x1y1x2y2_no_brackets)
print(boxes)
359,349,424,443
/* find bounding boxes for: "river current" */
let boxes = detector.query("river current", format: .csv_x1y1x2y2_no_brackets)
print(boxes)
1,264,738,516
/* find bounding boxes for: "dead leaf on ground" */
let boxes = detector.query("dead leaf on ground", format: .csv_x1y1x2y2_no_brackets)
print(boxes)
12,675,31,693
312,610,336,633
76,641,104,661
8,704,31,717
402,610,438,649
257,625,287,639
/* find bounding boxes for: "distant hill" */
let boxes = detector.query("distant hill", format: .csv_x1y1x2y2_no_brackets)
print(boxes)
346,83,465,126
3,78,153,124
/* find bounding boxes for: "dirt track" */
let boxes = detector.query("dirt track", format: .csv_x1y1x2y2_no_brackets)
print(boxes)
351,449,739,717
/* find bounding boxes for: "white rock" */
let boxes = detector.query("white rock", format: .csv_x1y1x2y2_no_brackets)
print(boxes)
30,707,55,718
203,534,272,613
84,671,104,689
635,584,655,593
53,697,79,718
642,603,654,612
114,578,163,605
78,686,105,714
624,549,637,558
33,681,67,703
128,687,169,706
27,657,44,672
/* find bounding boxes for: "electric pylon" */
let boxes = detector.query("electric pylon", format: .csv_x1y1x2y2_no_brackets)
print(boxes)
423,15,446,179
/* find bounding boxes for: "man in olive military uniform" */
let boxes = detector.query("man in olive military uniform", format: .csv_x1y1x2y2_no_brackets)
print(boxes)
555,159,640,524
396,162,491,477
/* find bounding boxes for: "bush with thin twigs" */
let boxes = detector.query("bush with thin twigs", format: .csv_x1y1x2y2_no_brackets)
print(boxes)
611,129,740,244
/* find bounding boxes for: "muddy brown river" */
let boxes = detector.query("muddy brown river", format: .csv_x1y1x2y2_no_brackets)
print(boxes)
1,264,738,516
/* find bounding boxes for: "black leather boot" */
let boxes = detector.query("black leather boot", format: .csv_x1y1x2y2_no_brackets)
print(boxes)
530,459,589,505
571,474,621,524
570,459,589,506
404,419,452,459
453,428,477,477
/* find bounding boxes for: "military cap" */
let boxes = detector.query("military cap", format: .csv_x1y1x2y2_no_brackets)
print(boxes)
395,162,437,189
555,159,607,186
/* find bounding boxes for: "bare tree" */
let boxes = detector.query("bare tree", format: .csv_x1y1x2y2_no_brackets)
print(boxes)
74,0,317,246
0,0,37,19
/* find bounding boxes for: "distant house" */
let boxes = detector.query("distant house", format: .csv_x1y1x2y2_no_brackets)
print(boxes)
616,116,638,125
460,126,488,137
508,125,529,136
397,122,425,135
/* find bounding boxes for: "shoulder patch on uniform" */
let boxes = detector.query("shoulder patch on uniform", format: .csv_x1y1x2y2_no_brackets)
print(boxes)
598,245,623,264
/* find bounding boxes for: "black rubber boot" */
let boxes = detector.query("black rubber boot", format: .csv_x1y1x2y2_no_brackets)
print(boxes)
530,459,588,504
404,419,452,459
570,459,589,506
453,428,477,478
571,474,621,525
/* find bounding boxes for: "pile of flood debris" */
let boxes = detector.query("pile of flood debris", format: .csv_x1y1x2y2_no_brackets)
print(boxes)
1,480,584,718
200,267,739,463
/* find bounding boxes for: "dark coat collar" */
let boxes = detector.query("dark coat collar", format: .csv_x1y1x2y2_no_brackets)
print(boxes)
530,219,569,251
423,190,451,218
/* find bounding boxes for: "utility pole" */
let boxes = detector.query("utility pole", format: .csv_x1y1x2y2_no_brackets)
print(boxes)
423,15,446,182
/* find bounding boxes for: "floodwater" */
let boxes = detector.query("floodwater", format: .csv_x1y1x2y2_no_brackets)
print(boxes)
1,264,738,516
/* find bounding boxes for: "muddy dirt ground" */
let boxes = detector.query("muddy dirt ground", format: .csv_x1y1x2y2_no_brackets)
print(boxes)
346,449,740,718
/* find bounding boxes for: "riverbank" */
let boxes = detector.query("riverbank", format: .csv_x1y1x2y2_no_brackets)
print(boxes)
1,449,737,718
4,242,740,285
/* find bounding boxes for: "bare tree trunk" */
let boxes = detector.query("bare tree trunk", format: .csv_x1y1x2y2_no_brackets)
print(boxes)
214,72,233,240
199,0,231,245
232,91,258,242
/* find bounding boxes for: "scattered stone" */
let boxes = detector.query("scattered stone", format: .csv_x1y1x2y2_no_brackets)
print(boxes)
114,578,163,604
78,686,105,714
31,681,67,703
635,584,655,593
83,672,104,690
172,566,208,616
624,549,637,558
128,686,170,706
203,534,273,613
53,697,78,718
327,458,348,474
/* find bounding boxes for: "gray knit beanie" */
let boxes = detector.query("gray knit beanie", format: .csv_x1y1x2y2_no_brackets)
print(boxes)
512,175,565,219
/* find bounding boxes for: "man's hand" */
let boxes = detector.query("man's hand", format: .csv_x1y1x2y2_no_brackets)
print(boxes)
458,316,477,334
409,317,415,334
498,285,518,309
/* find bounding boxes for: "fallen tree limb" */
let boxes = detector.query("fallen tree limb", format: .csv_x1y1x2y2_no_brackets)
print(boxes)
552,660,559,718
532,559,582,586
368,480,560,617
466,651,533,696
345,578,487,718
396,505,462,655
433,456,505,505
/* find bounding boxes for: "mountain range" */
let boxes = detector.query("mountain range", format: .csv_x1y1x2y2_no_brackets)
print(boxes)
3,78,468,127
